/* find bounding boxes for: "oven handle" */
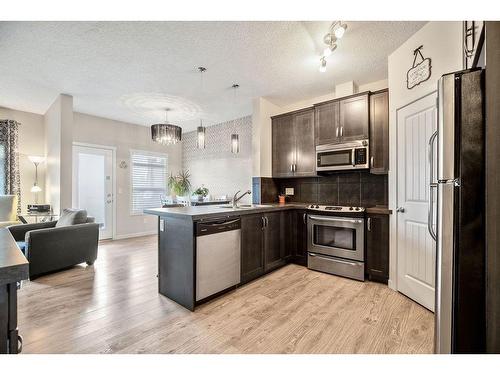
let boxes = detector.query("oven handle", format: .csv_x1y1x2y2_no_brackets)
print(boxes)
309,253,359,267
308,215,363,225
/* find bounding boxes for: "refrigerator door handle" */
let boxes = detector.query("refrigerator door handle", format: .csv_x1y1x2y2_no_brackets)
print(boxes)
428,130,438,241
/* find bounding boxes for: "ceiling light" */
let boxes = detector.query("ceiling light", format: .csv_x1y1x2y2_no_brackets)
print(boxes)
151,109,182,145
231,134,240,154
334,23,347,39
319,57,327,73
197,120,206,149
323,43,337,57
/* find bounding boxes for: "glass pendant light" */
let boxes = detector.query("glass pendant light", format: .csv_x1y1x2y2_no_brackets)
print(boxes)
196,67,207,149
197,119,206,149
151,109,182,145
230,134,239,154
230,84,240,153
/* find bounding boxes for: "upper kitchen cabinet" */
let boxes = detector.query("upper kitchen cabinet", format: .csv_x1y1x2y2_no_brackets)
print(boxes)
315,100,340,145
272,108,316,178
294,109,316,176
272,114,295,177
369,89,389,174
339,92,369,141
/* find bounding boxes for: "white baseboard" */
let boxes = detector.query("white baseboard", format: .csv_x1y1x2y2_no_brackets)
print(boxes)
113,230,157,240
388,279,396,291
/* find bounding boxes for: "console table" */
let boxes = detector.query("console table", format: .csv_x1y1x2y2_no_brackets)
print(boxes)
0,228,29,354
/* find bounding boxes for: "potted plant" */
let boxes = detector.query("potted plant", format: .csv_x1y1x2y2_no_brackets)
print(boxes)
192,185,209,202
167,170,191,203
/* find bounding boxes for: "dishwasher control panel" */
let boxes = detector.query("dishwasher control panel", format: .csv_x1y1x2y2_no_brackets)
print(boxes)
196,217,241,236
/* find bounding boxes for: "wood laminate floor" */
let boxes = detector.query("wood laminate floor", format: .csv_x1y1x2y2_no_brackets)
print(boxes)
17,235,434,354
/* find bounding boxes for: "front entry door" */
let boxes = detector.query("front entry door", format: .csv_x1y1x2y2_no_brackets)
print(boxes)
396,93,437,311
72,145,114,240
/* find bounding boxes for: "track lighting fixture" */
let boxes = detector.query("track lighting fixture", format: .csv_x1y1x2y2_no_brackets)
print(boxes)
319,57,327,73
334,22,347,39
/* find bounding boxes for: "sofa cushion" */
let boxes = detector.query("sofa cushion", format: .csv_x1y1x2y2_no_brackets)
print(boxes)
56,209,88,227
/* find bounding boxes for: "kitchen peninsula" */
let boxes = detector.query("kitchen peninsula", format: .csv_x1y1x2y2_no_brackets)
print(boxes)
145,203,305,311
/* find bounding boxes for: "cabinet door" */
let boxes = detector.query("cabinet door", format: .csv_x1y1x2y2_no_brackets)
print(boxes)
294,109,316,177
366,214,389,283
241,214,265,284
272,115,295,177
369,91,389,174
294,210,308,266
339,93,369,141
264,211,286,272
315,101,340,145
282,210,295,261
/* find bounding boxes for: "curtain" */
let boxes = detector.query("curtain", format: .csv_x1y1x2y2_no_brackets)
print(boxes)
0,120,21,213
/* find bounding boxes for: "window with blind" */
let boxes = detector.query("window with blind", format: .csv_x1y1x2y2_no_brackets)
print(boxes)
130,150,168,215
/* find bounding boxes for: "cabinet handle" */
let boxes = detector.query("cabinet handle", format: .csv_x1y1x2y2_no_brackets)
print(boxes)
294,164,297,173
370,156,374,168
261,217,266,229
303,213,307,224
367,217,371,231
340,127,344,137
265,217,269,227
290,164,294,172
336,127,339,138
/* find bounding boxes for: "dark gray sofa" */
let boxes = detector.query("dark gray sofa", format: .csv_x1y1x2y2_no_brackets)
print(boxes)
8,212,99,279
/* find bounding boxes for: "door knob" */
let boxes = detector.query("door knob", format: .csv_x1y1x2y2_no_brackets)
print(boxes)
396,207,405,213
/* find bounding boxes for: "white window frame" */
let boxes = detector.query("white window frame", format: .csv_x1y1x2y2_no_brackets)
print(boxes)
129,149,168,216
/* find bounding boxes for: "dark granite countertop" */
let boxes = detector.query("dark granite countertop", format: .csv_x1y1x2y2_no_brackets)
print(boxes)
145,203,312,221
0,228,29,285
365,206,392,215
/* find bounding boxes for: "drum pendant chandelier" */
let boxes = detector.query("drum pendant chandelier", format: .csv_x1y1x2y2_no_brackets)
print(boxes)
151,109,182,145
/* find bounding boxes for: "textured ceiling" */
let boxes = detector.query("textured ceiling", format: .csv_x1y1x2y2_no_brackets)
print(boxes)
0,21,425,131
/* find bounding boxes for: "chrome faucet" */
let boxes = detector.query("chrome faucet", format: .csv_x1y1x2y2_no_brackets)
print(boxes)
232,190,252,208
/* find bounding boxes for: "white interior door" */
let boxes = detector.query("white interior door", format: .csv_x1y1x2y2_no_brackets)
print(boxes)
396,93,437,311
73,145,114,240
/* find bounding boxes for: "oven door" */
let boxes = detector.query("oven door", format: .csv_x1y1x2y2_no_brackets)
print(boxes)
316,148,354,171
307,215,364,262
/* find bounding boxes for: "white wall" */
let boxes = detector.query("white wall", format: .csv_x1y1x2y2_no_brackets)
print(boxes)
183,116,252,203
0,107,45,208
43,94,73,214
387,21,463,289
251,79,389,178
73,112,182,238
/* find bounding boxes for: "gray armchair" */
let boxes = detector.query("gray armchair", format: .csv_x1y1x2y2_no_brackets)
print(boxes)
8,210,99,279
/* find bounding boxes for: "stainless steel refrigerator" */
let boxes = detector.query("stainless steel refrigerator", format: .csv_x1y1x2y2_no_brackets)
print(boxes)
431,68,486,353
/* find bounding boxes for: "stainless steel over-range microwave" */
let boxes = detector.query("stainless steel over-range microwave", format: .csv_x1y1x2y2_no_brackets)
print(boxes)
316,139,369,172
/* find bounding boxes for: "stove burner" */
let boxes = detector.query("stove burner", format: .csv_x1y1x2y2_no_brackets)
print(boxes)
307,204,365,212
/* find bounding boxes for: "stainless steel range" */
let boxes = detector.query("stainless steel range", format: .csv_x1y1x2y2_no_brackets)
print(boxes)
306,205,365,281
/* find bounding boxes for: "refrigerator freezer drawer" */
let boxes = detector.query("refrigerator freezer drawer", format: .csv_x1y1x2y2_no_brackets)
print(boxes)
308,253,365,281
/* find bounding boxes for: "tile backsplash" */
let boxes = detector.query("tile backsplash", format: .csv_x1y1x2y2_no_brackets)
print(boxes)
253,172,387,207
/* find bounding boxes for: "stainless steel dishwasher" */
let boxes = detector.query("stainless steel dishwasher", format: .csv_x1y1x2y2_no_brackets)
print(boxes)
195,217,241,302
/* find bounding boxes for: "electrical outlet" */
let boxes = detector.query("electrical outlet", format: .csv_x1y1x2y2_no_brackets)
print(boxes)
285,188,294,196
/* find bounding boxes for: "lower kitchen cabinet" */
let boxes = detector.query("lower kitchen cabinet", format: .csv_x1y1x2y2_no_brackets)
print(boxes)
294,210,308,266
241,211,288,284
365,213,389,283
240,214,266,284
264,211,286,272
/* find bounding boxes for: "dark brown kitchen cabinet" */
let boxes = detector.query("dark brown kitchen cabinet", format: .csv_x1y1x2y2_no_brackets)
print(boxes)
294,210,308,266
241,212,286,284
366,213,389,284
294,110,316,176
272,114,295,177
240,214,266,284
315,101,340,145
272,108,315,178
264,211,286,272
369,89,389,174
339,93,369,141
